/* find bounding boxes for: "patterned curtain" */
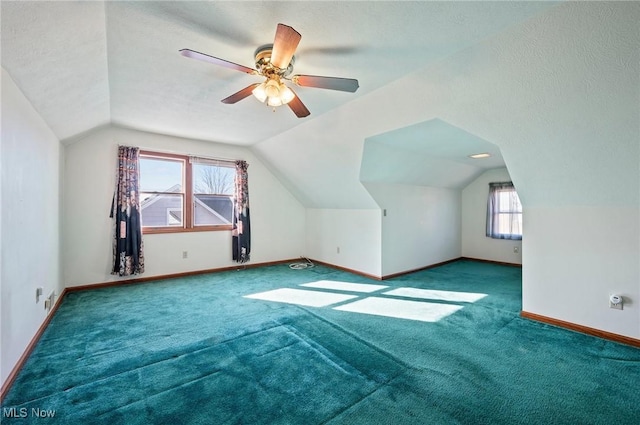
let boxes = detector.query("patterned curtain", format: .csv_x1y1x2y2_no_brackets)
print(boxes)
110,146,145,276
232,160,251,263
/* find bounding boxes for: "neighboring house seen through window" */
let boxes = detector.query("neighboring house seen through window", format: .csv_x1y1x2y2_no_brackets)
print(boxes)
486,182,522,240
139,151,235,233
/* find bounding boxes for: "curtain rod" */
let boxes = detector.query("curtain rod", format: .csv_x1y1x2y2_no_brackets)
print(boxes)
133,145,243,163
189,155,238,164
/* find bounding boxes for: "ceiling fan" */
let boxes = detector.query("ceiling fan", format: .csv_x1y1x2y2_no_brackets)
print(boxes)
179,23,359,118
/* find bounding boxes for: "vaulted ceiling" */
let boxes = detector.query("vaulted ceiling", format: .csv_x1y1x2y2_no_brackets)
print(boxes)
2,1,555,145
8,1,606,209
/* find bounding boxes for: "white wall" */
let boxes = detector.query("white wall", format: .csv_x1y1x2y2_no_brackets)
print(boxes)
364,183,461,276
63,125,306,287
306,209,381,278
1,69,62,387
462,168,522,264
523,207,639,338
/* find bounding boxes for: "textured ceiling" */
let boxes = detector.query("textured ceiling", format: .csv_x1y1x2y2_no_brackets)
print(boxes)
1,1,556,145
361,119,505,188
1,1,110,141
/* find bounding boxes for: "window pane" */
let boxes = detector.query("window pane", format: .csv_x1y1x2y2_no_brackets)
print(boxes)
141,193,184,227
193,195,233,226
497,213,522,236
514,214,523,236
140,157,183,192
497,189,522,213
193,164,235,195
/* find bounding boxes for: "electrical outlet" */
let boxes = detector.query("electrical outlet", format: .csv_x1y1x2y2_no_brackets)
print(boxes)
36,287,43,303
513,246,520,254
44,291,55,312
337,247,340,254
609,294,623,310
182,251,188,259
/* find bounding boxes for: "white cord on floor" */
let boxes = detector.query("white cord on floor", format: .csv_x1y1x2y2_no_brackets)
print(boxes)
289,257,315,270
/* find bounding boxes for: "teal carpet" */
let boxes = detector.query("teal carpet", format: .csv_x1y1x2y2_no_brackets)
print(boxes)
2,260,639,424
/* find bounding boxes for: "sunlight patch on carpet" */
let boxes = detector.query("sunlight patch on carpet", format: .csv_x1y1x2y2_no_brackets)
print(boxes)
300,280,388,293
384,287,487,303
334,297,463,322
244,288,358,307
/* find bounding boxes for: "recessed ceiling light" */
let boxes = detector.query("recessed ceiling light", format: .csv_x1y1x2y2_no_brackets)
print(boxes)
469,153,491,159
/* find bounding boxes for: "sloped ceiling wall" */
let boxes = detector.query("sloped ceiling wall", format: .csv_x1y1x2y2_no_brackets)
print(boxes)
2,2,636,211
0,1,555,146
1,1,564,211
0,1,110,140
253,2,639,210
360,119,505,189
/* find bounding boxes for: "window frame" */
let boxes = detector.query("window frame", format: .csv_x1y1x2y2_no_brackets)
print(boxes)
486,182,523,240
139,150,234,234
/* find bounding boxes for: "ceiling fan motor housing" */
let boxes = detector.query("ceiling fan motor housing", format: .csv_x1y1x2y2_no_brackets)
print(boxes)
254,44,295,77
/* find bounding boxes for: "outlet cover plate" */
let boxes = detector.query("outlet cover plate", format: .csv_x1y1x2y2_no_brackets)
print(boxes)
609,300,623,310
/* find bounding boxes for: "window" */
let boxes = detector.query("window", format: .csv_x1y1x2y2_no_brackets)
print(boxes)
486,182,522,240
139,151,235,233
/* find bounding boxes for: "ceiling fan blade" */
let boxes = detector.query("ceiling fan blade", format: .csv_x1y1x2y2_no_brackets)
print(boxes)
287,88,310,118
221,83,261,104
293,75,359,92
271,24,301,69
179,49,256,74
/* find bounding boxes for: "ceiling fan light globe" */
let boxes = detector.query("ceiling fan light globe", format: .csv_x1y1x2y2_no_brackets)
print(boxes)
264,79,281,98
267,96,283,107
252,83,268,103
280,85,295,104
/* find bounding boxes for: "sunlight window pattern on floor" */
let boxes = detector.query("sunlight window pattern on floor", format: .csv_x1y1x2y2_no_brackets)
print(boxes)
383,287,487,303
244,288,358,307
243,280,487,323
300,280,388,293
333,297,463,322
